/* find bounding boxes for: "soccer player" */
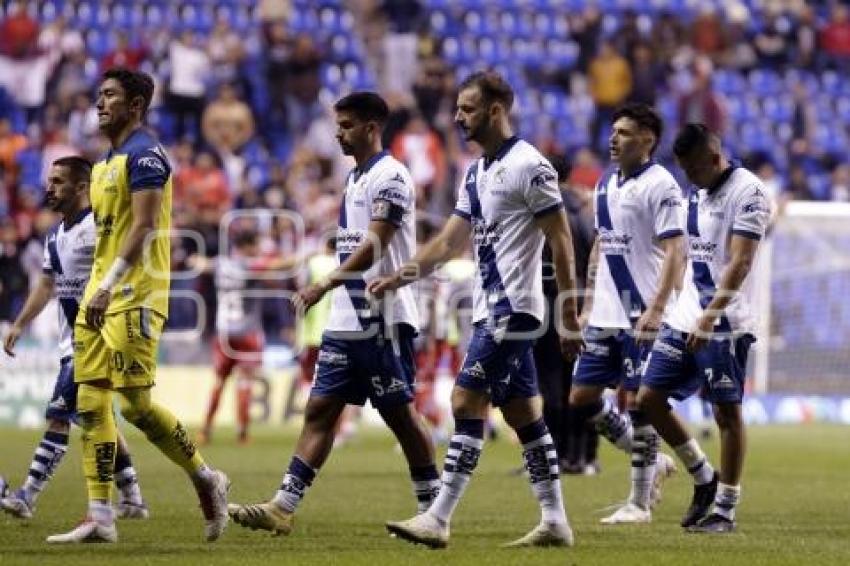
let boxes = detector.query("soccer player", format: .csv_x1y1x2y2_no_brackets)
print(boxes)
1,157,148,520
194,229,300,445
638,123,770,533
568,103,685,524
375,71,582,548
227,92,440,536
47,68,229,544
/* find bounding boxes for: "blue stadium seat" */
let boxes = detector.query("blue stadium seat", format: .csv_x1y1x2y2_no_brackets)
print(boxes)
749,69,782,96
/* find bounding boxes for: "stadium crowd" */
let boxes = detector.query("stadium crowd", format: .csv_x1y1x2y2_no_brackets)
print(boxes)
0,0,848,338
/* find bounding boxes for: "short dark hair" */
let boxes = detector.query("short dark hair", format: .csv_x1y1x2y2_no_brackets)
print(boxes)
102,67,155,116
612,103,663,154
52,156,92,185
673,123,713,159
334,91,389,125
458,71,514,110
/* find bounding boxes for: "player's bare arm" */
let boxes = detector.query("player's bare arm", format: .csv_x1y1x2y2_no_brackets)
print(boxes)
85,188,162,329
687,234,759,352
534,208,582,361
295,219,397,312
368,214,472,298
635,234,685,344
3,274,56,356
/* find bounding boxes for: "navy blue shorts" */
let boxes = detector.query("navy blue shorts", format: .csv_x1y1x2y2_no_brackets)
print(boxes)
311,324,416,409
45,357,78,422
642,325,755,404
456,314,541,407
573,327,649,392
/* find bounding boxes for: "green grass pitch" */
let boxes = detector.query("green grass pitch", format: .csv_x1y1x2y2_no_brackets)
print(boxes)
0,424,848,565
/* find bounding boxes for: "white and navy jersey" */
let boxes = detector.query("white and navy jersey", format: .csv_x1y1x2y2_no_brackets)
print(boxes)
42,208,96,359
326,150,419,332
665,166,770,336
589,162,686,329
215,255,264,337
452,137,563,324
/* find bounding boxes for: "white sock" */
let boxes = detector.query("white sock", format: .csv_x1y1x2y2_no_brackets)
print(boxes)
713,482,741,520
115,467,143,504
591,398,633,452
88,500,114,525
674,439,715,485
519,421,567,525
628,411,658,509
429,419,484,524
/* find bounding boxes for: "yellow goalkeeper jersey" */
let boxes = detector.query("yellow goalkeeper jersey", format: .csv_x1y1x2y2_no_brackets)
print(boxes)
81,128,172,318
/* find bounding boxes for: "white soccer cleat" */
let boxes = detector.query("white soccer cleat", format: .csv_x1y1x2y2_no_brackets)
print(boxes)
650,453,678,509
1,489,34,519
503,521,574,548
386,512,449,548
196,469,230,542
228,501,294,536
46,518,118,544
115,500,150,520
600,502,651,525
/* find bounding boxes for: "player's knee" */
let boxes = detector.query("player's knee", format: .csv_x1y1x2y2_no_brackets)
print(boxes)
713,403,742,431
303,397,342,432
117,388,154,429
46,418,71,434
76,384,112,431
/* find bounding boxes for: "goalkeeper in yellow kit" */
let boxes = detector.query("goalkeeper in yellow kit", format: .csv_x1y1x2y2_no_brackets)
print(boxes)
47,68,230,544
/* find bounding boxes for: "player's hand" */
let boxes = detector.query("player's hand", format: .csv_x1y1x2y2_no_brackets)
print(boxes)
293,282,329,314
686,314,714,353
559,313,583,362
635,308,663,345
367,273,401,300
86,289,111,329
3,323,23,357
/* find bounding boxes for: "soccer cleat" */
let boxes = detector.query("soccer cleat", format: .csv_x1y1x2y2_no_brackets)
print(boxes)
228,501,294,536
196,469,230,541
0,475,7,498
115,500,150,520
687,513,735,534
46,518,118,544
650,453,678,509
681,472,719,528
600,502,651,525
503,521,574,548
1,489,34,519
385,512,449,549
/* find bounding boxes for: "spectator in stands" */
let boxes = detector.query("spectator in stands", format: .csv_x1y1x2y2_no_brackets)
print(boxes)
588,40,632,153
67,92,99,154
37,14,84,62
690,5,726,60
0,219,28,322
258,0,293,25
279,35,324,141
0,117,27,175
754,13,792,70
651,10,685,67
411,56,452,129
379,0,424,94
820,5,850,72
100,31,147,74
786,163,815,201
720,6,757,72
628,43,664,107
569,6,603,74
0,1,39,59
795,5,818,70
390,111,447,211
677,57,726,134
203,82,256,156
207,18,246,91
566,147,602,192
174,149,232,224
614,10,643,63
830,164,850,202
166,31,211,142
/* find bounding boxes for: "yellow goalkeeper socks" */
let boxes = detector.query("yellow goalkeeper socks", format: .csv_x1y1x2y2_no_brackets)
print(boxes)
77,384,117,503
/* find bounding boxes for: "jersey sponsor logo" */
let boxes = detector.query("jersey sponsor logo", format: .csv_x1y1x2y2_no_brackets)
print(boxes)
376,187,406,204
598,228,633,255
653,340,684,361
530,168,556,188
688,239,718,262
371,199,391,220
137,155,166,173
584,342,610,357
95,214,114,237
471,221,503,247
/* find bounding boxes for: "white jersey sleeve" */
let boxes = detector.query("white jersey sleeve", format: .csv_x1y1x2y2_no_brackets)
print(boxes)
648,179,686,240
453,165,473,221
523,160,563,217
369,168,413,227
731,184,770,240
